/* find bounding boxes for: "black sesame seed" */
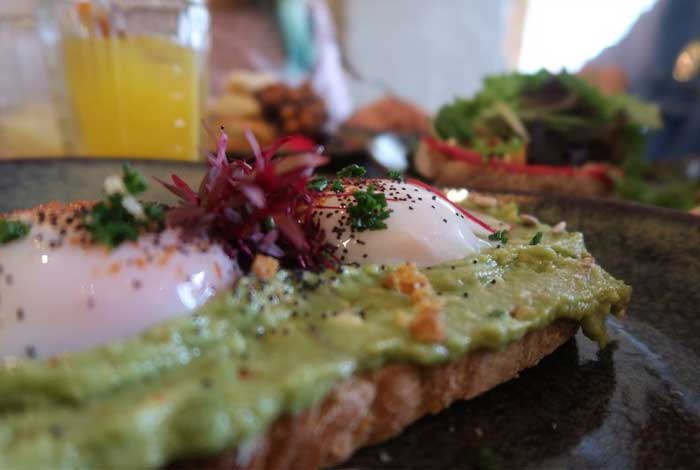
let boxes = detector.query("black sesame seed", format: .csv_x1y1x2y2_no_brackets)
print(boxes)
25,345,37,358
490,279,497,284
463,292,469,298
409,206,414,210
442,219,447,223
432,195,437,200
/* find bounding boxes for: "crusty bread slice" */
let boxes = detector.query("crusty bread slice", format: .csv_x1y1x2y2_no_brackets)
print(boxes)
414,138,617,198
171,320,579,470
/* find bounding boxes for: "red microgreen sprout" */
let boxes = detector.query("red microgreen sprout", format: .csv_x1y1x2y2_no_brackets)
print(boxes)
158,128,334,271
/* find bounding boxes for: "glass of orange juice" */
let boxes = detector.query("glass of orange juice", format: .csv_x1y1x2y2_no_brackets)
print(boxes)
39,0,210,160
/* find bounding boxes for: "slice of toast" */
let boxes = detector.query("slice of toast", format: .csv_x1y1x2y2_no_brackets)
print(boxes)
171,320,578,470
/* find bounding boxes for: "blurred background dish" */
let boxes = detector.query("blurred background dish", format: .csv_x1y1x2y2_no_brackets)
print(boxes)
2,0,700,212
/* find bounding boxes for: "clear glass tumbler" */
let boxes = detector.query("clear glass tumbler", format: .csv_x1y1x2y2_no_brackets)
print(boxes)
39,0,210,160
0,0,65,158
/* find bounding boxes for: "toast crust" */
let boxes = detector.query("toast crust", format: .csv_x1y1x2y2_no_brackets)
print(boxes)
171,320,579,470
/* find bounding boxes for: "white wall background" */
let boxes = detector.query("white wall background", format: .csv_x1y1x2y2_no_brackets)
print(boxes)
335,0,511,112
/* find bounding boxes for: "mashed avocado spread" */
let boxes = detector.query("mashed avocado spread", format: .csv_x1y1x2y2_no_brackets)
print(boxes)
0,202,630,469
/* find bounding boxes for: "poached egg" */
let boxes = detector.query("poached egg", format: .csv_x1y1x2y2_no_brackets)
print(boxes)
0,203,235,359
312,180,492,267
0,181,499,359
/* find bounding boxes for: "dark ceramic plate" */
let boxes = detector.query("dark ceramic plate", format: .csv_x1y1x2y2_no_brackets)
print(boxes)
1,159,699,470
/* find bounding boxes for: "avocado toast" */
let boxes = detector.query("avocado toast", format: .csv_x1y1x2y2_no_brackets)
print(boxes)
0,134,630,469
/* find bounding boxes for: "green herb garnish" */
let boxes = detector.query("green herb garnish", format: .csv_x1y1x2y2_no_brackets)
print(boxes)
307,177,328,191
122,164,148,194
529,231,543,245
0,219,30,245
387,169,403,182
347,184,392,231
337,164,367,178
488,230,508,245
85,165,164,247
331,179,344,192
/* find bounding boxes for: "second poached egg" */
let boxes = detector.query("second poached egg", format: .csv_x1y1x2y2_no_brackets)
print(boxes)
312,180,492,267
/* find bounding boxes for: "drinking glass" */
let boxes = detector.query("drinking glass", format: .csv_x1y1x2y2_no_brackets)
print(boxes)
39,0,210,160
0,0,65,158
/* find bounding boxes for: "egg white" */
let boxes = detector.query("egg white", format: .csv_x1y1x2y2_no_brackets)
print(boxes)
312,180,492,267
0,205,235,359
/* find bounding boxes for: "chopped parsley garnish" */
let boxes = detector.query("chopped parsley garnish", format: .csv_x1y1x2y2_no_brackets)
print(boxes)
488,309,506,319
307,177,328,191
387,169,403,182
123,164,148,194
488,230,508,245
0,219,30,245
337,164,367,178
331,179,344,192
347,184,392,231
85,164,164,247
530,231,543,245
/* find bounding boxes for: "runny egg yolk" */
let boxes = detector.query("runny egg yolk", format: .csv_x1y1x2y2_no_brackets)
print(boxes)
312,180,493,267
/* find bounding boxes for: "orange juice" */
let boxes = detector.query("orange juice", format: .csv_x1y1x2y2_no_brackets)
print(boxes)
62,35,204,160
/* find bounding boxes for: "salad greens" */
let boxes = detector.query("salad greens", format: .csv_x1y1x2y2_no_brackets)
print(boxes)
434,70,661,166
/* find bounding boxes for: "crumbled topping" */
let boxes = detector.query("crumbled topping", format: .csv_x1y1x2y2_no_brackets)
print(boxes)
383,263,445,342
251,254,279,281
383,263,430,297
409,298,445,342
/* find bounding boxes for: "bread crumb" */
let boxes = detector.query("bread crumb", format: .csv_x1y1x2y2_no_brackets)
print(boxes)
251,255,279,281
383,263,430,296
409,299,445,342
384,264,445,342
